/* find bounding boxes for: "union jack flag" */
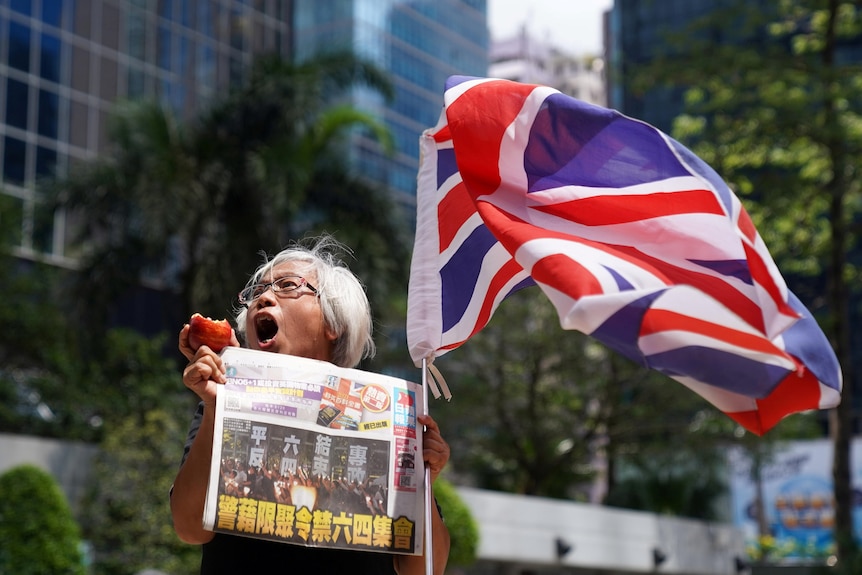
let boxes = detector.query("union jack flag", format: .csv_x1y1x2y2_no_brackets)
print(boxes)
406,76,841,435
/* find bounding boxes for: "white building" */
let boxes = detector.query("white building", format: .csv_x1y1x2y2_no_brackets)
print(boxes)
489,27,607,107
455,486,747,575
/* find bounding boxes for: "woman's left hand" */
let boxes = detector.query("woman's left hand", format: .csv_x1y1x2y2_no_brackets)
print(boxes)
418,414,450,483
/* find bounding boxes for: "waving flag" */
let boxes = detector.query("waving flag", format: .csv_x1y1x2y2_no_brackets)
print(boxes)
406,76,841,435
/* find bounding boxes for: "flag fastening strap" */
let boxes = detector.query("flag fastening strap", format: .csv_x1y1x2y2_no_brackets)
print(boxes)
424,361,452,401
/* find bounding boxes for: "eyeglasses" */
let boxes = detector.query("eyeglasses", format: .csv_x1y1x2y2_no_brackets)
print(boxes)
238,275,318,307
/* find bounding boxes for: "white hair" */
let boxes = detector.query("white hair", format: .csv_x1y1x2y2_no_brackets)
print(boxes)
234,235,376,368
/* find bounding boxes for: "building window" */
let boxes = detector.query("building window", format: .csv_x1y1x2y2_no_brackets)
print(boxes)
196,45,216,97
177,35,191,76
37,89,60,138
159,25,172,70
40,32,62,83
102,3,121,51
128,65,146,99
5,78,29,130
42,0,64,28
68,100,89,149
36,145,58,179
9,21,32,72
100,56,119,101
10,0,32,17
180,1,195,27
159,0,176,20
3,137,27,185
128,9,147,61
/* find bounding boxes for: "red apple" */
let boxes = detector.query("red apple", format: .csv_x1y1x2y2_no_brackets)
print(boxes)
188,313,232,352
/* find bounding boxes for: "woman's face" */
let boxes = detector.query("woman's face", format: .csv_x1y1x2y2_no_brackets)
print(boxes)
243,262,336,361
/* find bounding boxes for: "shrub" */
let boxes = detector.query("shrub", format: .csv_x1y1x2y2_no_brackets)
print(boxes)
434,478,479,567
0,464,85,575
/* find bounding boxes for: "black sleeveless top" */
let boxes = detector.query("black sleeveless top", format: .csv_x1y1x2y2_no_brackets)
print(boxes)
199,534,396,574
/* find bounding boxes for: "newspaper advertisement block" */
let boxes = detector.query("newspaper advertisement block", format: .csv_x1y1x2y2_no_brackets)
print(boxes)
203,347,426,555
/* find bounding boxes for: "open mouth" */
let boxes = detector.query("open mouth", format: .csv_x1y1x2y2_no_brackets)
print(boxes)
255,315,279,345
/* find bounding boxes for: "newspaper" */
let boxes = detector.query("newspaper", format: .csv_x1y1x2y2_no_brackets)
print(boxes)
203,347,426,556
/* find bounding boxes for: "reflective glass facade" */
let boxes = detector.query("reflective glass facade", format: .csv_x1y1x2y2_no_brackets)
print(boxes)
293,0,488,213
0,0,290,261
608,0,726,132
608,0,862,132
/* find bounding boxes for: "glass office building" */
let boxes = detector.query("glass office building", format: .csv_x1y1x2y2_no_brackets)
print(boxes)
292,0,488,214
1,0,487,261
0,0,291,263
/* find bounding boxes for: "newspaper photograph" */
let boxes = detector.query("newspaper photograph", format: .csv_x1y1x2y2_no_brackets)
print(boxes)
202,347,426,556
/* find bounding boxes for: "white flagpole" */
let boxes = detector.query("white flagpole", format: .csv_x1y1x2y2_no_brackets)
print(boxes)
422,357,433,575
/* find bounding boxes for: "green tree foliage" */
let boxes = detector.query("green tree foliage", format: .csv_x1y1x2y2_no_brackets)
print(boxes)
631,0,862,559
433,478,479,567
74,329,195,433
0,207,78,436
0,234,198,571
82,409,199,575
0,464,85,575
0,254,79,437
433,288,732,515
70,332,197,573
0,241,146,442
433,289,603,497
0,317,198,573
0,263,195,442
604,452,726,520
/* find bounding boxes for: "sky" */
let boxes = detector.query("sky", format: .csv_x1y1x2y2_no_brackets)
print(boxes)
487,0,614,56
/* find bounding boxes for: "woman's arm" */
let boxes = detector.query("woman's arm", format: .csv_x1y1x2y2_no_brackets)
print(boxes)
170,324,237,544
170,405,218,544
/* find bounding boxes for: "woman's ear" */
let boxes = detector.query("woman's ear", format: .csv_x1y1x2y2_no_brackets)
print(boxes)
324,324,339,343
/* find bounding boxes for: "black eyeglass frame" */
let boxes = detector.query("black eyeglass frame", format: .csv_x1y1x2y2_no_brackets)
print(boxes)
238,275,318,308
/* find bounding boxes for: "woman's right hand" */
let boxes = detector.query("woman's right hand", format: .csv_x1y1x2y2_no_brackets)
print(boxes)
178,323,239,405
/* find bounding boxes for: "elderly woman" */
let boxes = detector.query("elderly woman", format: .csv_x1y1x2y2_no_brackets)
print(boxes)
171,235,450,575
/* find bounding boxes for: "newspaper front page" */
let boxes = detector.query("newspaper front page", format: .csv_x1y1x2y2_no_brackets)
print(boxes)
203,347,426,556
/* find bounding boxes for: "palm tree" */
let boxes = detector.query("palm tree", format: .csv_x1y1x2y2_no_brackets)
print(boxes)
49,51,408,334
